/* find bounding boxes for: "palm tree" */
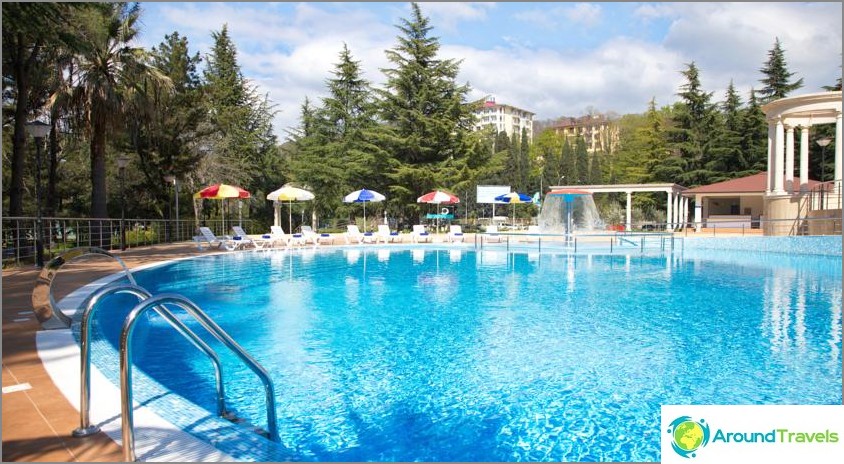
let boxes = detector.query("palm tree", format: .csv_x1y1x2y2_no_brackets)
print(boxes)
53,3,169,219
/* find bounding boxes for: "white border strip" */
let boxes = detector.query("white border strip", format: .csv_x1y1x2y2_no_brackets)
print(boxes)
37,257,235,462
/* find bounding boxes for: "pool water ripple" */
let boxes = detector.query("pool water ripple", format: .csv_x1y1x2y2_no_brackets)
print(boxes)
84,248,843,462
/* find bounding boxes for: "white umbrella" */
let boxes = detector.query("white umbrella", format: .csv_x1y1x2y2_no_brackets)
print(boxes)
343,188,386,232
267,185,315,230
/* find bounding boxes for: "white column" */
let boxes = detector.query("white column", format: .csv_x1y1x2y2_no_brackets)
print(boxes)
666,191,673,231
673,192,681,231
835,111,842,186
625,191,632,231
785,125,795,193
682,197,689,230
799,126,809,192
694,195,702,232
772,119,785,194
767,122,775,192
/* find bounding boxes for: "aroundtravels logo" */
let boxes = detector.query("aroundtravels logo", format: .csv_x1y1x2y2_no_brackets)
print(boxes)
666,416,711,458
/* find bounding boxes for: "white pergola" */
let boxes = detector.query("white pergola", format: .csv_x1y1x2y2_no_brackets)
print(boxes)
548,183,689,231
762,91,842,194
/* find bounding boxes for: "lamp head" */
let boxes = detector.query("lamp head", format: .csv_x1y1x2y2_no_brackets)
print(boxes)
817,137,832,148
116,154,131,169
25,120,51,138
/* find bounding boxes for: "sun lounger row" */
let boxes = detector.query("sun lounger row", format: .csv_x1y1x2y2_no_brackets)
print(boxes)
193,224,466,251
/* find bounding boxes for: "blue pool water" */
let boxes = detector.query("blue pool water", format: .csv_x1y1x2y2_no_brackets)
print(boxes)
91,247,842,462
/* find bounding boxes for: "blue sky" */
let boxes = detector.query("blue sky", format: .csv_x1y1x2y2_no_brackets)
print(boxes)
136,2,842,138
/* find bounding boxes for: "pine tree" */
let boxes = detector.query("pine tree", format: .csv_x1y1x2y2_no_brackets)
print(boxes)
758,38,803,103
706,80,746,181
668,62,719,187
124,32,206,219
379,3,475,222
203,25,278,189
739,89,768,173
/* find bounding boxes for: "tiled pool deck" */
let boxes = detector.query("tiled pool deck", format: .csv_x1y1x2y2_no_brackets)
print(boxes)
2,232,838,461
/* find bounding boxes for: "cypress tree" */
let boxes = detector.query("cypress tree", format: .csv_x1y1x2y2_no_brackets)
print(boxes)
575,137,589,184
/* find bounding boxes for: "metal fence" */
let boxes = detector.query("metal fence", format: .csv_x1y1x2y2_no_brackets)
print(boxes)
2,217,260,268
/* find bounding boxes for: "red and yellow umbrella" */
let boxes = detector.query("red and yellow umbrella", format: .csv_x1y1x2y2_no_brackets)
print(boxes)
193,183,251,200
194,184,251,229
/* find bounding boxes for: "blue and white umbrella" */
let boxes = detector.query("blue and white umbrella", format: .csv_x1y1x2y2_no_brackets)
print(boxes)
494,191,533,226
343,188,386,232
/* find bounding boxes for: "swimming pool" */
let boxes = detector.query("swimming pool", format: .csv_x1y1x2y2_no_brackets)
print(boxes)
87,245,842,462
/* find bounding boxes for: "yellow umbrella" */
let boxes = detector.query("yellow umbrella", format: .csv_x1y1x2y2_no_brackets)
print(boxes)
267,185,315,230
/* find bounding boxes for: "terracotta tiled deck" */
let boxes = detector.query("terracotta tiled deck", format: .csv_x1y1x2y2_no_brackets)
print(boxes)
1,242,214,462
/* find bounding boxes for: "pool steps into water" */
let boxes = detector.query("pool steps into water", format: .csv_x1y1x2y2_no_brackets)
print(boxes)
31,247,279,461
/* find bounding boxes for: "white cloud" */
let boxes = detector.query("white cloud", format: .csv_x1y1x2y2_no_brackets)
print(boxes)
565,3,602,27
449,37,684,121
138,2,842,136
653,3,841,101
417,2,496,32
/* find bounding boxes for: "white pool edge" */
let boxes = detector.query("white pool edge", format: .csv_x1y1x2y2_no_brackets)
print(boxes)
37,259,235,462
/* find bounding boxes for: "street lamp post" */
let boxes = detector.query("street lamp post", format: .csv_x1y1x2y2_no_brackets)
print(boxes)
817,137,832,182
117,155,131,251
25,121,50,267
164,175,180,241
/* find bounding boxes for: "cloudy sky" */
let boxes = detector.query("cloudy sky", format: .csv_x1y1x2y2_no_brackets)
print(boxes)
136,2,842,138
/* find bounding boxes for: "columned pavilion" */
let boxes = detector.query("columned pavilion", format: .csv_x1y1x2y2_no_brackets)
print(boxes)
548,183,689,231
761,91,842,235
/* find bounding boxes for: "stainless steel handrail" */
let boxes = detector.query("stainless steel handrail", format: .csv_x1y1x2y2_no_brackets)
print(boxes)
73,283,227,438
32,247,136,329
120,294,279,461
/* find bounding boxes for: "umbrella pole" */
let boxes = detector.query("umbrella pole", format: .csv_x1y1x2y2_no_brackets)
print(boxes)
238,200,242,227
288,200,293,233
363,202,366,232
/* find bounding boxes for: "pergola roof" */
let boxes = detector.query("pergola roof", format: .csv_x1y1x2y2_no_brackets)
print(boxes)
683,171,820,195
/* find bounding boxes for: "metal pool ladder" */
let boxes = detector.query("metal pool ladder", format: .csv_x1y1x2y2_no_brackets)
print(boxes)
119,293,279,461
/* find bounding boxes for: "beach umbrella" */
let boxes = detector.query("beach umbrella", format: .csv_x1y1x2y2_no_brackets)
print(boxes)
343,188,386,232
267,185,315,230
494,191,532,226
548,189,592,237
417,190,460,233
194,183,251,229
417,190,460,205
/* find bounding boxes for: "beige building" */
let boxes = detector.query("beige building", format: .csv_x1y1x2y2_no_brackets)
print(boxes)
547,115,619,153
473,97,535,141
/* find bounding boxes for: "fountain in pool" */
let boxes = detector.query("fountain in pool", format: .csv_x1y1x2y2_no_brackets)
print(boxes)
537,190,605,234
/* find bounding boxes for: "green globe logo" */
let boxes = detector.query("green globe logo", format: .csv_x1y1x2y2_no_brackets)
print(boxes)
667,416,710,458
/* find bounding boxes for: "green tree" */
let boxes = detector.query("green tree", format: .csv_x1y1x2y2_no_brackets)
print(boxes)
295,44,390,223
667,62,719,187
2,2,92,216
758,37,803,103
52,3,168,219
378,3,475,222
706,80,746,181
125,31,206,219
739,89,768,174
517,127,531,191
574,137,589,183
589,151,604,184
202,24,278,190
